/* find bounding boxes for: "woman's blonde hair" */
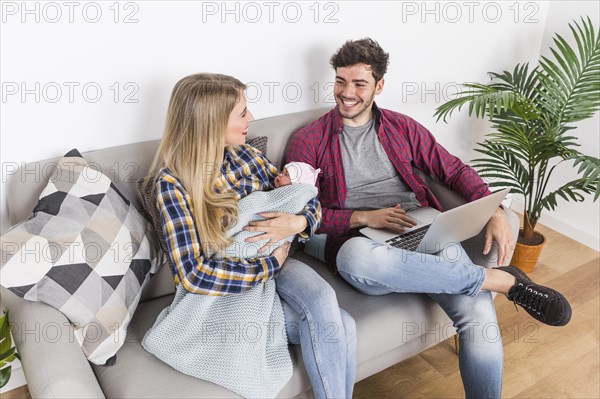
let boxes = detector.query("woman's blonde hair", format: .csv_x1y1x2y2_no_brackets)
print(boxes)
145,73,244,255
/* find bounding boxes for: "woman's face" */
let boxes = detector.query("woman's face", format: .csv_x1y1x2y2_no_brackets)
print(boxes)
224,91,254,146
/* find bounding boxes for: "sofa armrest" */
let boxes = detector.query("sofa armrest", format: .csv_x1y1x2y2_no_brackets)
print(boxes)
1,287,106,399
416,170,468,211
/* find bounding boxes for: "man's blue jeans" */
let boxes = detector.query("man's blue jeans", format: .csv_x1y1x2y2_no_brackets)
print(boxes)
306,235,503,399
276,258,357,399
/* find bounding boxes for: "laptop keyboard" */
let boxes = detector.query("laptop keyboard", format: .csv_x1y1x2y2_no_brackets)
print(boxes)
385,225,431,252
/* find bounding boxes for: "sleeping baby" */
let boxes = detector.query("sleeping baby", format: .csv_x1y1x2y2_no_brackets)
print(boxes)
215,162,321,259
274,162,321,188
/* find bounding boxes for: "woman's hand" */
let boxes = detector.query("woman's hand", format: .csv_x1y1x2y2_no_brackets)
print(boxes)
243,212,308,253
272,242,291,267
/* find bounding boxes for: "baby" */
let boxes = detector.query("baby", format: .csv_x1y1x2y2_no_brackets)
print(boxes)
274,162,321,188
215,162,321,259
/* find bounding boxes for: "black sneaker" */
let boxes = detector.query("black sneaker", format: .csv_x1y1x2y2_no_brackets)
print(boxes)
497,266,572,326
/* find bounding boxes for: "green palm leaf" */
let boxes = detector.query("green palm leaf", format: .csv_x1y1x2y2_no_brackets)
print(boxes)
573,155,600,200
434,83,522,122
434,17,600,235
536,178,599,217
0,366,12,388
0,311,19,389
472,142,531,195
538,17,600,125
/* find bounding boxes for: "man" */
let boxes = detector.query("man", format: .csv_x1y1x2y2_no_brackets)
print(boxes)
286,38,571,398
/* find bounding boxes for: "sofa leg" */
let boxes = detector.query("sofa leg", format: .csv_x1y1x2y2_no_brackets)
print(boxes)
454,335,459,355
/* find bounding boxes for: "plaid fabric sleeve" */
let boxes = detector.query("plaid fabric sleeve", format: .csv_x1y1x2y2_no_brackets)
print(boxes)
287,127,353,236
405,116,490,202
317,207,353,236
264,154,281,183
296,197,322,240
155,174,281,296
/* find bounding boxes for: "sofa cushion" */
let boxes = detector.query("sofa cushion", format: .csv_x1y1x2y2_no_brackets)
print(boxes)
246,135,268,156
92,253,454,398
0,149,163,365
291,252,456,379
92,293,313,399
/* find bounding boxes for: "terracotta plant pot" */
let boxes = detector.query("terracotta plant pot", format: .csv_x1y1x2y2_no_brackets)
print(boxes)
510,230,546,272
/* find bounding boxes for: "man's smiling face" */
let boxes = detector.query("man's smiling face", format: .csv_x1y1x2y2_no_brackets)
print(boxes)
334,63,384,127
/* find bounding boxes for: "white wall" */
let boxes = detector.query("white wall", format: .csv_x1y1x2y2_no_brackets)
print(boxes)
1,0,598,226
1,0,556,231
1,1,598,236
514,0,599,250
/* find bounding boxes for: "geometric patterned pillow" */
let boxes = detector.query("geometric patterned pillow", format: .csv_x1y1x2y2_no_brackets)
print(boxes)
0,149,163,366
136,177,171,262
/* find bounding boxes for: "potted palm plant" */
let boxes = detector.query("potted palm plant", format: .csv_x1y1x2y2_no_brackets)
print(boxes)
0,310,20,389
434,17,599,271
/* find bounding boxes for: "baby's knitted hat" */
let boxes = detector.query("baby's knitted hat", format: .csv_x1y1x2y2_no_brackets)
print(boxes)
284,162,321,186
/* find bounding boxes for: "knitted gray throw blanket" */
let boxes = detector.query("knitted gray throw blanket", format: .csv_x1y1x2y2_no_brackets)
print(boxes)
216,183,319,259
142,184,317,398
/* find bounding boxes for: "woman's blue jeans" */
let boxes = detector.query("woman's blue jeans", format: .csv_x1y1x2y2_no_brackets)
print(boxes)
276,258,357,399
307,235,503,399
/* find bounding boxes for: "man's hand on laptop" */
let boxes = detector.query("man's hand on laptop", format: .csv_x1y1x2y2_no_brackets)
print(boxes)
484,208,515,266
350,204,417,233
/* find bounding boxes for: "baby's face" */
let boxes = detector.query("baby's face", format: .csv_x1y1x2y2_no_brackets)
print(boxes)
274,169,292,188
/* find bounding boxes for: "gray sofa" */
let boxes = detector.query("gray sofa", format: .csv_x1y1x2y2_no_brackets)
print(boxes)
1,107,519,398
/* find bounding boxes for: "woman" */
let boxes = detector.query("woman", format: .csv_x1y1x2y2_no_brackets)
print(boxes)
142,73,356,399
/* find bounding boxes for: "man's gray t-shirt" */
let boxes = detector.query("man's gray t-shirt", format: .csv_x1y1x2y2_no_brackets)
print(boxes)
339,118,421,211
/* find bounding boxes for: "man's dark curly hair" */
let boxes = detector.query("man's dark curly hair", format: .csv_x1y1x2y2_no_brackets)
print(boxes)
330,38,389,82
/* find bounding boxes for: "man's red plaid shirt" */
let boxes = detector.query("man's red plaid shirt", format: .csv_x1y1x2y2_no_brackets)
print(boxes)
286,103,491,270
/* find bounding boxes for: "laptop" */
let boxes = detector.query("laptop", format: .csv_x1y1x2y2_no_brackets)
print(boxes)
359,188,510,254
